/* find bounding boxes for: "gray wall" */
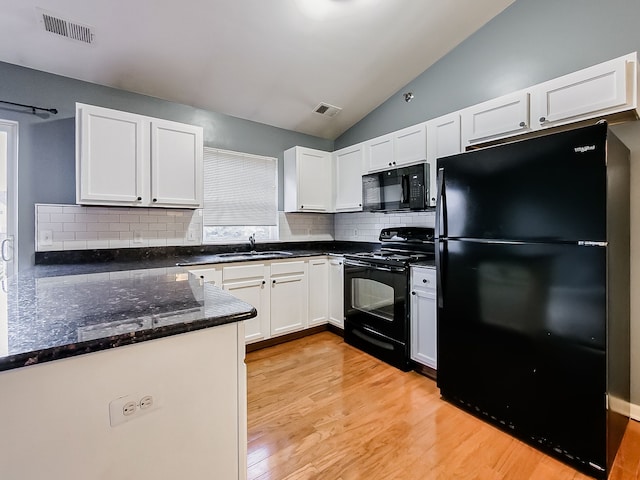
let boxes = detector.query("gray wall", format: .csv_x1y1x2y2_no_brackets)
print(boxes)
335,0,640,148
0,62,333,267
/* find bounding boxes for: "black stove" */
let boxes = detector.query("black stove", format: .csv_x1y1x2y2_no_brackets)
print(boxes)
342,227,435,371
344,227,435,267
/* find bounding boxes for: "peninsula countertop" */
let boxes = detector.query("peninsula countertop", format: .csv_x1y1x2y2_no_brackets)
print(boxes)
2,264,257,373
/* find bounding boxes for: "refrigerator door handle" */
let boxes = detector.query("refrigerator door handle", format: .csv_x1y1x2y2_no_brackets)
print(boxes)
435,167,446,238
435,239,445,308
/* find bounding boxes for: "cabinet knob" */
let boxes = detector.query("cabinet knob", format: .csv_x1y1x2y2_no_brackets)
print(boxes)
423,279,428,283
272,279,276,285
262,280,266,285
411,291,416,295
300,205,304,209
393,161,396,165
358,203,362,207
388,162,392,166
137,196,142,201
539,116,547,123
152,198,158,203
519,121,526,127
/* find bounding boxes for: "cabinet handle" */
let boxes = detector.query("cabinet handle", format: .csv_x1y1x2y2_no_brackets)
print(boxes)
519,121,526,127
152,198,158,203
539,116,547,123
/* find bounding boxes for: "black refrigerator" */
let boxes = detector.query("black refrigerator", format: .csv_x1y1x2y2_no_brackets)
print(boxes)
435,123,630,479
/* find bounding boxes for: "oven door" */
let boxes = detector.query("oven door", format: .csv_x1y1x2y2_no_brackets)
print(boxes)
343,259,410,370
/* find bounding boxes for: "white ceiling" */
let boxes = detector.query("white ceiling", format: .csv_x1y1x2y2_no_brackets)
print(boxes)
0,0,514,140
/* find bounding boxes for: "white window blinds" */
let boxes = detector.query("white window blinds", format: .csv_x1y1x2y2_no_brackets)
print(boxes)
203,147,277,226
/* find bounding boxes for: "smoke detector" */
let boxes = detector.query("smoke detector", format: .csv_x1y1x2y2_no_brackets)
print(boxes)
37,8,96,45
313,102,342,118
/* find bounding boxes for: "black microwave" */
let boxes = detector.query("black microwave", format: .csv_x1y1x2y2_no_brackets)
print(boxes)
362,163,430,212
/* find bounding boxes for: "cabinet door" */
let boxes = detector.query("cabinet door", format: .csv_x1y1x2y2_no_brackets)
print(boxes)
308,258,329,327
333,144,363,212
328,257,344,328
410,268,437,369
223,263,270,344
76,104,145,205
270,261,308,336
224,278,270,344
365,133,394,172
531,53,637,129
461,91,530,147
150,118,203,208
188,267,222,286
284,147,332,212
393,123,427,167
426,113,461,207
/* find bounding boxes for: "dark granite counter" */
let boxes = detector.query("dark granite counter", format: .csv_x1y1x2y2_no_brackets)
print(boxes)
2,266,257,373
2,241,379,373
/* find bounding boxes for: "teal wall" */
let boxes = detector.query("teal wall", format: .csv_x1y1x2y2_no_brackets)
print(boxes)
335,0,640,148
0,62,332,267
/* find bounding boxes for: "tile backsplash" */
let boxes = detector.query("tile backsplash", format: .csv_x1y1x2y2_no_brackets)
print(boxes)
35,204,435,251
35,204,203,251
334,211,436,242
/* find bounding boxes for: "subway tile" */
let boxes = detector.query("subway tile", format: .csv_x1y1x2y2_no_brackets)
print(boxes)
37,213,51,224
86,240,111,249
38,222,64,232
149,239,167,247
119,214,140,223
63,240,88,250
53,231,76,241
109,223,130,232
63,223,87,232
50,213,77,223
75,214,99,223
108,240,131,248
75,232,98,241
98,231,120,241
37,205,64,214
62,206,85,214
148,223,168,231
86,223,105,232
120,232,134,240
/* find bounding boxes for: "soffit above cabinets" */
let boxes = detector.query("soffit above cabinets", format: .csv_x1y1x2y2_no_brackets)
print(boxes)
0,0,514,140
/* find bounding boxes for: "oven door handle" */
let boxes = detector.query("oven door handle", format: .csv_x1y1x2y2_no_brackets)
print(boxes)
344,259,406,273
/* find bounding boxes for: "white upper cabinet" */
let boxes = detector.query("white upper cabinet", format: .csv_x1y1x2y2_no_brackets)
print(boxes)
461,91,531,147
76,104,145,205
531,52,638,130
393,123,427,167
284,146,332,212
333,144,363,212
76,103,203,208
150,119,203,207
364,124,427,173
426,112,461,207
365,132,395,172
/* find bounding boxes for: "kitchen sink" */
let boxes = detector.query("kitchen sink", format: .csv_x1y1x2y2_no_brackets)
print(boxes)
216,251,293,258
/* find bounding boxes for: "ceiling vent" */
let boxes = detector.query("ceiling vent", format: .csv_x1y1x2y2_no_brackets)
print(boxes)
313,102,342,118
38,9,95,45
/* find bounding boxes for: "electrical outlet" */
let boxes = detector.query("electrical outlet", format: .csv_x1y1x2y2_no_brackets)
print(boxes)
133,231,143,244
353,229,358,238
40,230,53,246
187,229,196,241
109,393,160,427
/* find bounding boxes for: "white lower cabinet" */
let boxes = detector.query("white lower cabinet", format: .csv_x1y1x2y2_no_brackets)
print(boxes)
328,256,344,328
410,266,437,370
270,260,309,337
308,257,329,327
222,264,270,344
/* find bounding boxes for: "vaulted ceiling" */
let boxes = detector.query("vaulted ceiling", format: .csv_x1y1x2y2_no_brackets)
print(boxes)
0,0,514,139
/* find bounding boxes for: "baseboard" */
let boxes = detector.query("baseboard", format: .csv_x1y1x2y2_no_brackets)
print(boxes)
631,402,640,422
245,325,329,353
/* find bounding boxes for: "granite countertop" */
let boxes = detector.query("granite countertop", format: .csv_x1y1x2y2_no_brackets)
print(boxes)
3,242,379,374
2,265,257,373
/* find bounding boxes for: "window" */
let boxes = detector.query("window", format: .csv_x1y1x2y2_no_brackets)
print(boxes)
202,148,278,243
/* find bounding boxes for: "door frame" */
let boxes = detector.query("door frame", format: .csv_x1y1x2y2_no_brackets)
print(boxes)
0,120,18,274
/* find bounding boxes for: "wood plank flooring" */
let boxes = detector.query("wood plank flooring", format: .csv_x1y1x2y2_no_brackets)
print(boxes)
246,331,640,480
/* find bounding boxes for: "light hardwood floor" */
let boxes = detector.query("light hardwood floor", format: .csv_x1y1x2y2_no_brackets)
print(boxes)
246,331,640,480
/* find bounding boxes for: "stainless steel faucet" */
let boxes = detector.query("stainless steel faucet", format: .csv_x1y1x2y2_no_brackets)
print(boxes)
249,233,256,251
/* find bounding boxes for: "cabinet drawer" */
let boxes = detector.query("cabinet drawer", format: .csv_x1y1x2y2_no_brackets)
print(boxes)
412,267,436,290
271,260,306,276
223,263,266,281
